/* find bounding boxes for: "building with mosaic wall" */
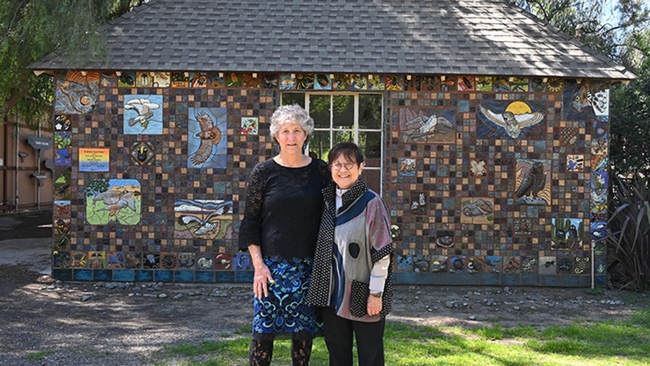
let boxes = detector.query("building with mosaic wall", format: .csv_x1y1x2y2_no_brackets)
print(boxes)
31,0,633,287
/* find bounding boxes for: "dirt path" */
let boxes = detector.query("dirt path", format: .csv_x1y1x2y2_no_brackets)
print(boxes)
1,264,647,366
1,210,648,365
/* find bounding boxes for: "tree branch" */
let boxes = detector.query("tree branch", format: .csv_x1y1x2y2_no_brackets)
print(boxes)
4,0,30,38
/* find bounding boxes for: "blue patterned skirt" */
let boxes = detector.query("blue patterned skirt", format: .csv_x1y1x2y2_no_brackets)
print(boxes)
252,256,322,340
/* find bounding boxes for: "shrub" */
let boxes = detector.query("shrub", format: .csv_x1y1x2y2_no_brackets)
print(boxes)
607,174,650,291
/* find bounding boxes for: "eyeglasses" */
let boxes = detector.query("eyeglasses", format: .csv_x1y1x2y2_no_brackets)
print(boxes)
331,162,356,171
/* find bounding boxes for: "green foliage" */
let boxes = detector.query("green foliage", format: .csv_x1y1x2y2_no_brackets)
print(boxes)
155,315,650,365
607,174,650,290
0,0,146,125
611,51,650,177
516,2,650,178
585,287,606,295
515,1,650,66
26,350,54,361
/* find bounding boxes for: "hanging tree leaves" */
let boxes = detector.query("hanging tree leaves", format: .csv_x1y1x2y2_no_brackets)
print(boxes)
0,0,147,128
516,0,650,177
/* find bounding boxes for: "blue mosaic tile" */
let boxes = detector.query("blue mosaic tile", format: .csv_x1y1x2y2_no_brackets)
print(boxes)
561,275,582,287
113,270,135,282
134,270,154,282
94,269,112,281
73,269,93,281
195,271,215,283
393,272,418,284
52,268,72,282
500,274,521,286
540,275,562,287
479,273,501,286
454,273,481,285
235,271,254,283
155,270,173,282
215,271,235,282
520,273,540,286
174,270,194,282
233,253,252,271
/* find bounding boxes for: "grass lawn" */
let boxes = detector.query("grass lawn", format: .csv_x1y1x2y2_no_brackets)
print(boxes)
155,306,650,366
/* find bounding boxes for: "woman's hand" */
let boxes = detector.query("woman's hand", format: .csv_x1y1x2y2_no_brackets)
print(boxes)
367,295,383,316
253,263,275,299
248,245,275,299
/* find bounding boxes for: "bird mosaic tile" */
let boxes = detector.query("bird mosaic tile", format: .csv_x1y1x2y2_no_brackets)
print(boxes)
85,179,141,225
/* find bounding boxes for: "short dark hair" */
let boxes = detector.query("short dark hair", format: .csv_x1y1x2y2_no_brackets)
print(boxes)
328,142,365,166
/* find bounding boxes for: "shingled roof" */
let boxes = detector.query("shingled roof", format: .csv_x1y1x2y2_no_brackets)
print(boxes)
31,0,634,80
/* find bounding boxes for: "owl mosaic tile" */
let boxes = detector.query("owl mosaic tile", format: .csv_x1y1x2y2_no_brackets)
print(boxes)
54,71,100,114
514,160,551,205
478,101,546,139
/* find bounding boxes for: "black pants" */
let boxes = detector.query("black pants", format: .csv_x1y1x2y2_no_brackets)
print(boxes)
321,306,385,366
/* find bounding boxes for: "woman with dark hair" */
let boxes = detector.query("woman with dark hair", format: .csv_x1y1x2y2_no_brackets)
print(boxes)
239,104,330,366
308,141,394,366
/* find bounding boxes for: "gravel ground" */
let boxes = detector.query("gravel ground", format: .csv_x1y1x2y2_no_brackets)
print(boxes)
1,270,647,366
1,210,648,365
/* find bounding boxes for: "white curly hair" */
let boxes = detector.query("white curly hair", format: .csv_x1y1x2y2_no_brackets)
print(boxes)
269,104,314,142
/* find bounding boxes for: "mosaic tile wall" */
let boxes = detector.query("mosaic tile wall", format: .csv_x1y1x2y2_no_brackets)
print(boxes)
387,76,609,287
50,71,609,287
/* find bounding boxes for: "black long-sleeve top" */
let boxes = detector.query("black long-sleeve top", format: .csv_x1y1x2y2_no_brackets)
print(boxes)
239,158,330,259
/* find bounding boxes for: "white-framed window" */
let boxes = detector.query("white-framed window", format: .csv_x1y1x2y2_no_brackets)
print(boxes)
281,92,384,194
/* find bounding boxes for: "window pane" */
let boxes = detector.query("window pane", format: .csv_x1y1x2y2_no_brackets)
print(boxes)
359,94,382,129
309,95,331,128
309,130,331,161
334,129,355,147
282,93,305,108
358,131,381,167
361,169,381,194
333,95,354,128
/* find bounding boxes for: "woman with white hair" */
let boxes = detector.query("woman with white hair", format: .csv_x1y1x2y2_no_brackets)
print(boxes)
239,104,330,366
